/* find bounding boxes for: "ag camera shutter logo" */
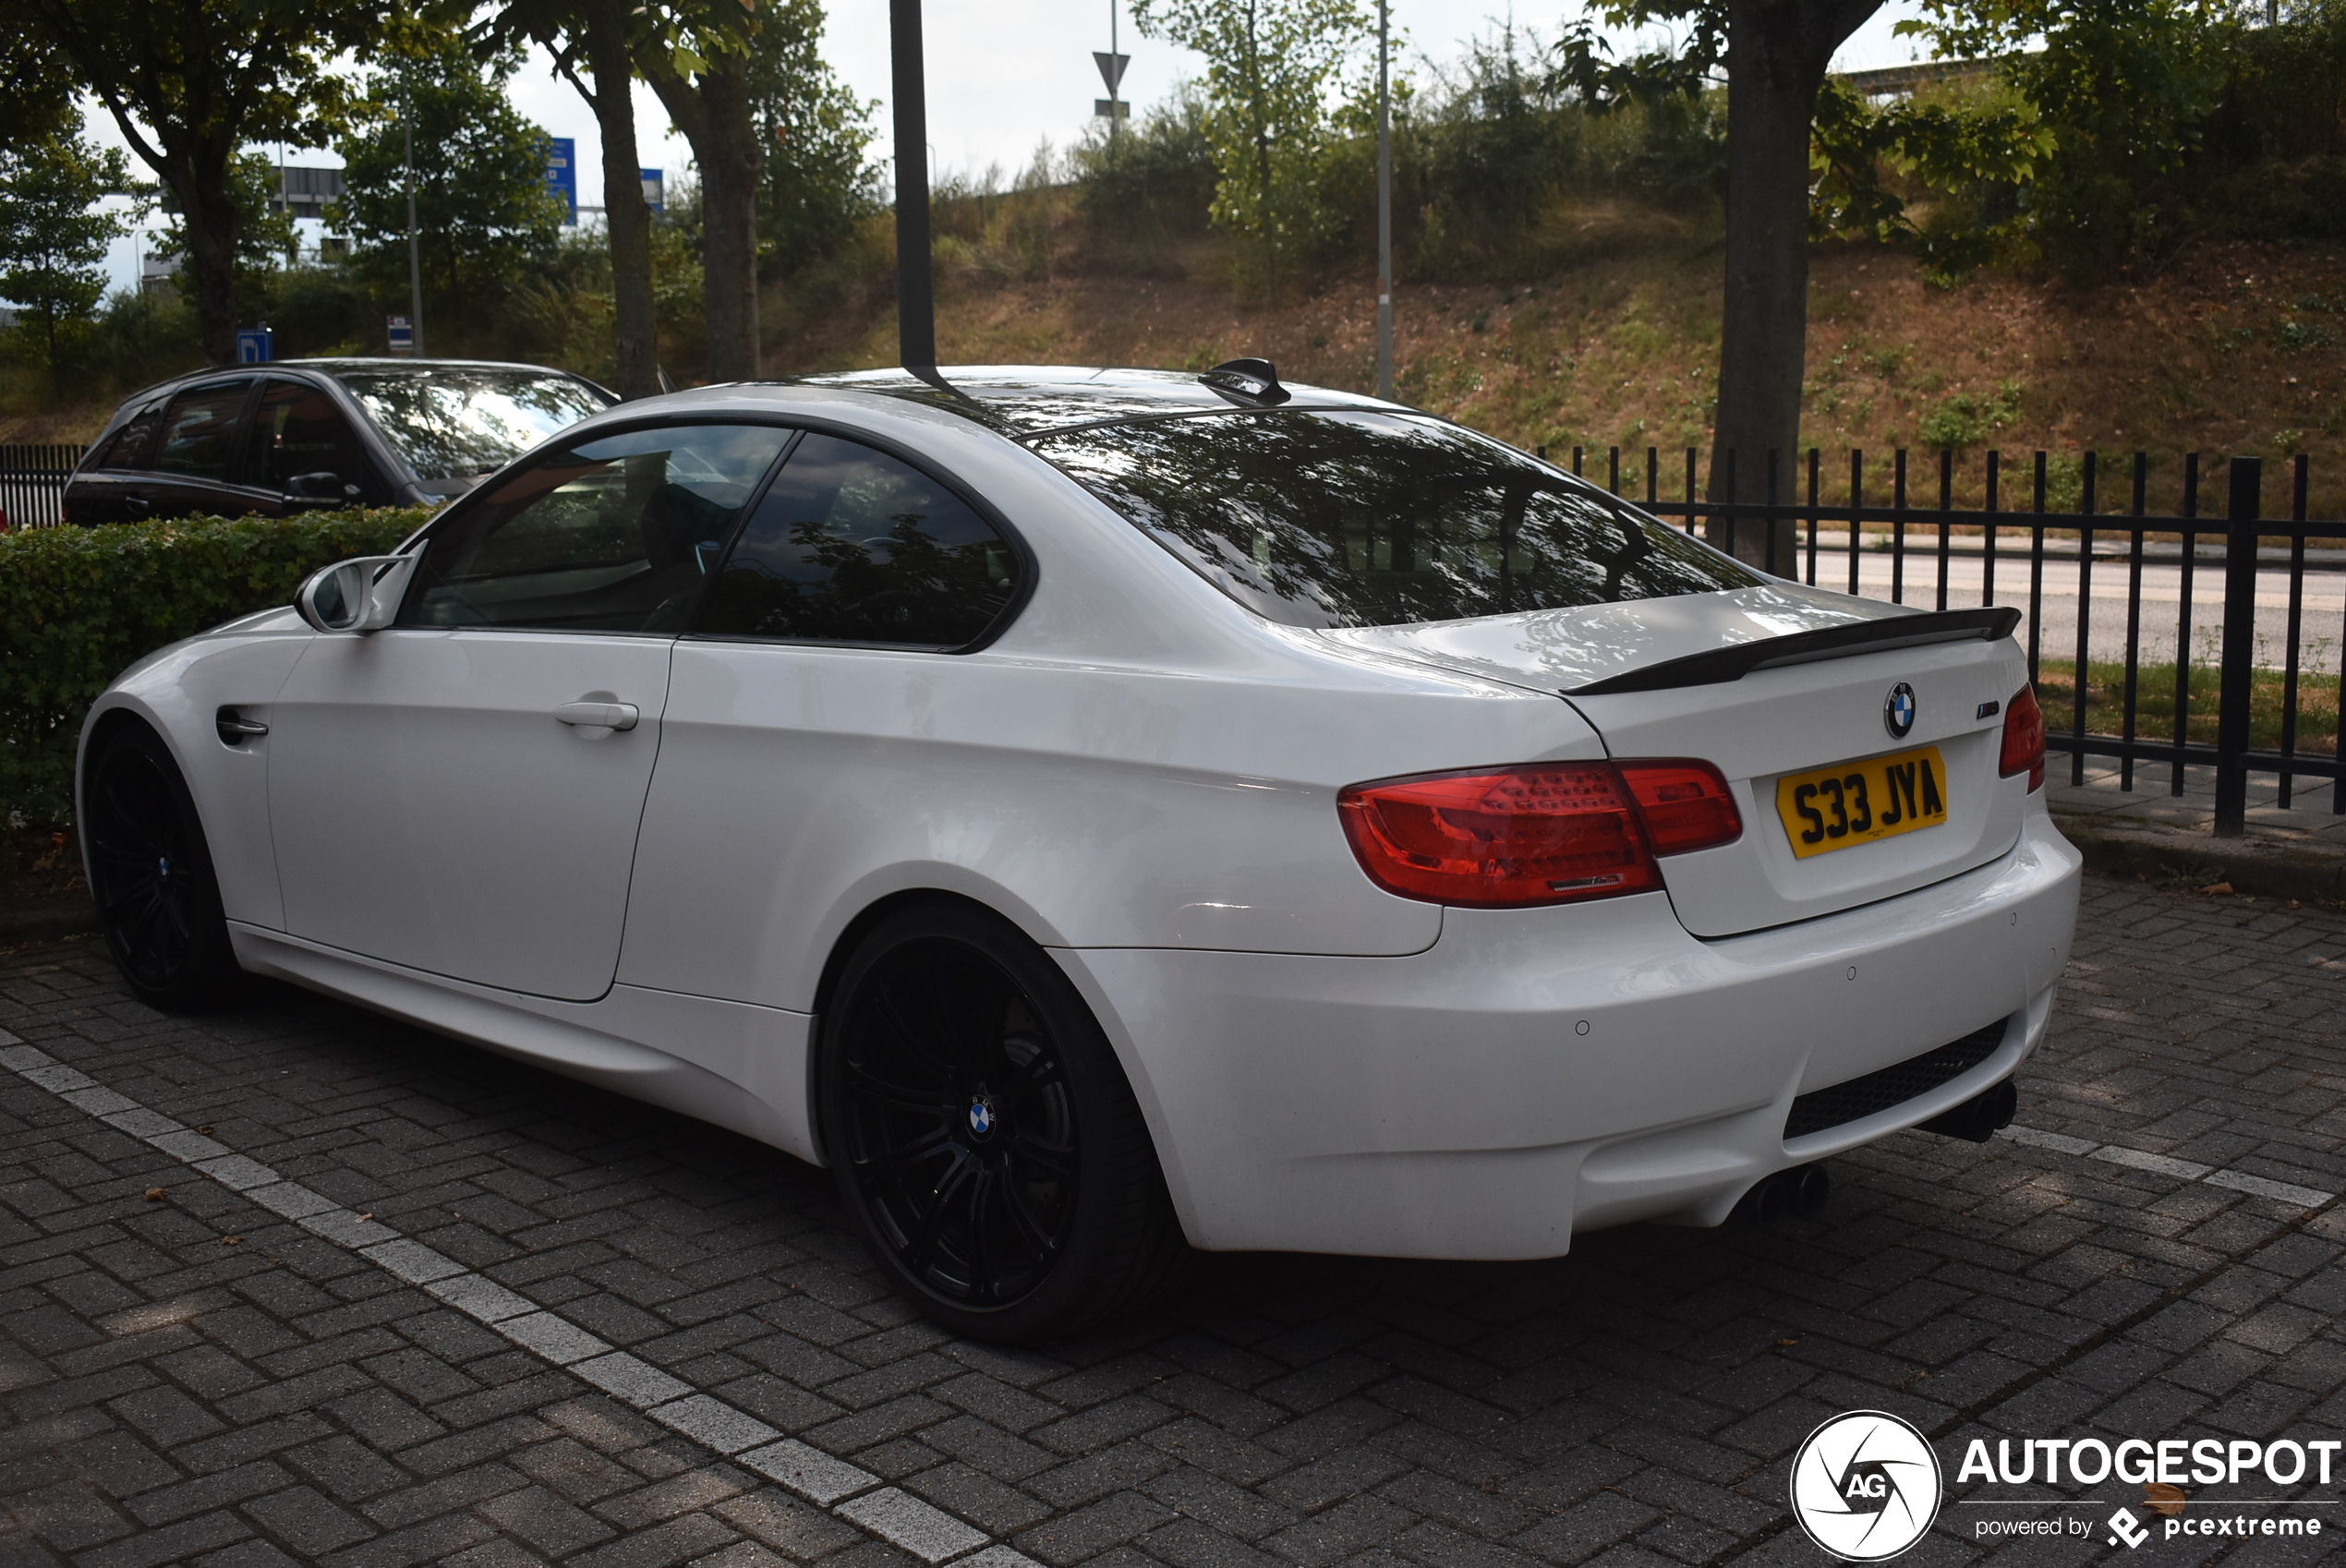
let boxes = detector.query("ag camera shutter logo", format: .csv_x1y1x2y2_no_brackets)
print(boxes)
1790,1411,1943,1561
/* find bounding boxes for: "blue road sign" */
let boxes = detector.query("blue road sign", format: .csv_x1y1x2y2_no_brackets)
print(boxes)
387,315,413,353
548,137,577,225
236,328,272,365
641,169,663,213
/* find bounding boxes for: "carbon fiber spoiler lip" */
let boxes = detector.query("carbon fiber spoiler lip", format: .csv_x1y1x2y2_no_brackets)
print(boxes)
1564,607,2023,696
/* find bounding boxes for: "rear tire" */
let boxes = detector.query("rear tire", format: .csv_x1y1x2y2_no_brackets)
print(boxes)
817,902,1191,1342
81,721,246,1011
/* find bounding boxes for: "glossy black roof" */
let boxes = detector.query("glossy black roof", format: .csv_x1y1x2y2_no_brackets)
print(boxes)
781,365,1397,439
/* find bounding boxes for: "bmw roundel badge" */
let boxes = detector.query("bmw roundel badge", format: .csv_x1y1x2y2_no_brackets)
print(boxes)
967,1095,996,1138
1883,682,1917,740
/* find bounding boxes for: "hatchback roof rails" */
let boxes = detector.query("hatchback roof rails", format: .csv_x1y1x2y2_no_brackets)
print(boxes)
1200,357,1291,406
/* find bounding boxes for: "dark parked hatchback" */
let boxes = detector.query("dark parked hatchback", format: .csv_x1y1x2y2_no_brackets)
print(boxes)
64,358,616,525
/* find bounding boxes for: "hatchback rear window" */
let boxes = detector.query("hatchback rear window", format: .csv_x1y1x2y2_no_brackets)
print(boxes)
1032,410,1760,629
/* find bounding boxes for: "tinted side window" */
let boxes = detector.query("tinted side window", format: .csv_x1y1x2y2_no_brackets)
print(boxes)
694,433,1022,647
245,380,382,500
401,423,792,633
98,402,164,470
151,380,254,481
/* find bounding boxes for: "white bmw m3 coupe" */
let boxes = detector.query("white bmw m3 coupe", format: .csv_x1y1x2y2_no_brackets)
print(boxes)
79,363,2081,1340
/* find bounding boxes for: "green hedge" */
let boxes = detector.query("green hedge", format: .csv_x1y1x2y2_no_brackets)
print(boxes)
2,508,432,826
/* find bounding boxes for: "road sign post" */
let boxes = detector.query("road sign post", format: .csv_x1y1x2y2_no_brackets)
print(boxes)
1094,45,1130,137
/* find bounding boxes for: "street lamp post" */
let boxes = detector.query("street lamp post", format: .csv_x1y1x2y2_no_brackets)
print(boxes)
404,69,425,356
1375,0,1392,401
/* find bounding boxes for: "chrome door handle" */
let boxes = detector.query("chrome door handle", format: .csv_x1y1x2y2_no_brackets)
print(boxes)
553,701,639,730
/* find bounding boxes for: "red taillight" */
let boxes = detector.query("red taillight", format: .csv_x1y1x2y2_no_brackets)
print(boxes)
1617,760,1743,855
2000,684,2045,791
1337,758,1741,909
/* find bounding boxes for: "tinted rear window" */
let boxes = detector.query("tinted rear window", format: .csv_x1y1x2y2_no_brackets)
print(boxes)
97,402,164,469
335,368,613,480
1033,410,1760,629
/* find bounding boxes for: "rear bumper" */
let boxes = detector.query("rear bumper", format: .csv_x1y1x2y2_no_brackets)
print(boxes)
1062,809,2081,1258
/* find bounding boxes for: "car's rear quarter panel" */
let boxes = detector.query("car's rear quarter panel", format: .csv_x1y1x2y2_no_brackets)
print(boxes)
614,407,1611,1004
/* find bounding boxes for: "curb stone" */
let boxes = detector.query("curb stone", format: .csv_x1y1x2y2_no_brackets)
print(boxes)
2054,814,2346,905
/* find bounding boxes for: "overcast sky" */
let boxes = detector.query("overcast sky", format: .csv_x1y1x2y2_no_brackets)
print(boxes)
90,1,1932,299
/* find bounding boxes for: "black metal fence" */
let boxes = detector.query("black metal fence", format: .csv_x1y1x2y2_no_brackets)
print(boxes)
1548,444,2345,838
0,443,86,530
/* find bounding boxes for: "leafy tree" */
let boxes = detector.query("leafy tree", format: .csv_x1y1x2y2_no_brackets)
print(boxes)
636,0,762,381
1902,0,2236,276
744,0,879,275
1131,0,1373,293
18,0,385,365
1808,74,2050,281
491,0,661,397
0,111,137,394
1557,1,1882,566
334,30,566,335
1072,86,1217,247
152,151,297,280
0,15,78,147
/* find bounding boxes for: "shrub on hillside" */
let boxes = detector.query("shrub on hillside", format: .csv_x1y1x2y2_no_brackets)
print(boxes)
0,508,429,826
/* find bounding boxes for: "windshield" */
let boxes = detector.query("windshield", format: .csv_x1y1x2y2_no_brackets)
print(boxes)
335,368,614,480
1032,410,1762,629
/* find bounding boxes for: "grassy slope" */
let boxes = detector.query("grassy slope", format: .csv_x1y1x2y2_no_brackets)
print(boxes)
762,214,2346,515
17,216,2341,516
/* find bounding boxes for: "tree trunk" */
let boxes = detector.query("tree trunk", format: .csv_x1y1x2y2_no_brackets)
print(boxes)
1705,0,1880,570
584,0,659,399
177,160,241,368
642,48,762,382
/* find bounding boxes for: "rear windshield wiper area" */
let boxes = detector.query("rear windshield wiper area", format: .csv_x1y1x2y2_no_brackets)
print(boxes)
1565,607,2023,695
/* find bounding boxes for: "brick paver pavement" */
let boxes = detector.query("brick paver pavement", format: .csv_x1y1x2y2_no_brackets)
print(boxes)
3,873,2342,1568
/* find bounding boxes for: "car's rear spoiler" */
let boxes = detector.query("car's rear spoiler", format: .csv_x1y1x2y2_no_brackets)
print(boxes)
1565,607,2023,696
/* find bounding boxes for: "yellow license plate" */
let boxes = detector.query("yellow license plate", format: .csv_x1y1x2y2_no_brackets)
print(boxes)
1775,745,1950,859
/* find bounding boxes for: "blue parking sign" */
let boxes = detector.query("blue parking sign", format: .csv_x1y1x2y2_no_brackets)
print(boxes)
548,137,577,224
236,328,272,364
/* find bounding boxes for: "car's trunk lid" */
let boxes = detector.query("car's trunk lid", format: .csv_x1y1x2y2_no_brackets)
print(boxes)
1317,586,2034,936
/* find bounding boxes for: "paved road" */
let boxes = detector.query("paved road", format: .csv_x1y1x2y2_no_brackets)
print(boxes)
1820,551,2346,677
5,876,2343,1568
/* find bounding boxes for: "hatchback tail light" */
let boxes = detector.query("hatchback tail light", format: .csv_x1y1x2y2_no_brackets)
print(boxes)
1999,684,2046,791
1337,758,1740,909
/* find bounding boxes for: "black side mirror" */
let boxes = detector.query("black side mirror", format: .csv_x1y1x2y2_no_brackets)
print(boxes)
286,471,359,504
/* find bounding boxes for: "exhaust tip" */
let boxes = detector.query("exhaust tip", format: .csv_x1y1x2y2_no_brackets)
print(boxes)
1918,1079,2019,1143
1789,1164,1831,1217
1733,1164,1828,1227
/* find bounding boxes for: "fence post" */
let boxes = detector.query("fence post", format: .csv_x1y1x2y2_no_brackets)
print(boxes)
2213,456,2261,837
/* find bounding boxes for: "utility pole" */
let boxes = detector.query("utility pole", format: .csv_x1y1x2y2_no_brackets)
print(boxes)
404,68,426,356
891,0,937,372
1375,0,1393,401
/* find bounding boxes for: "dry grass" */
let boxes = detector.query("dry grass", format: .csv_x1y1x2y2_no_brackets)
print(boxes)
756,213,2346,516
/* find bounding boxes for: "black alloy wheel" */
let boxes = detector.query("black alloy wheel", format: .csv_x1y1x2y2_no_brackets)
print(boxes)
82,723,245,1010
820,903,1190,1341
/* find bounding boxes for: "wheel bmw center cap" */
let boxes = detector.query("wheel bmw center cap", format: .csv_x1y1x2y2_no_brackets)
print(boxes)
1789,1410,1942,1561
967,1093,996,1139
1883,681,1917,740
